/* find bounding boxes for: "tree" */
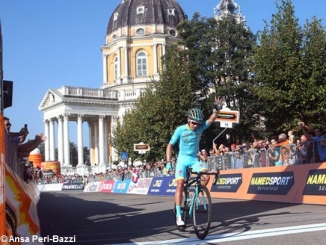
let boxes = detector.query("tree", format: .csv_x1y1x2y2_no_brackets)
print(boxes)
253,0,326,132
111,48,193,161
177,13,258,143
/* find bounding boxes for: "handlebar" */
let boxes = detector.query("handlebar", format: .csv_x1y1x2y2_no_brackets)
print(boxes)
186,168,219,185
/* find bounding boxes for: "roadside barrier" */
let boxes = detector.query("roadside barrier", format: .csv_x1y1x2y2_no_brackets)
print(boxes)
38,162,326,205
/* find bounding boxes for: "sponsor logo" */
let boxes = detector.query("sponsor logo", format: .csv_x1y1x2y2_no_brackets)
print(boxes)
211,174,242,193
303,169,326,195
169,178,177,187
248,172,294,195
153,180,163,187
62,184,84,190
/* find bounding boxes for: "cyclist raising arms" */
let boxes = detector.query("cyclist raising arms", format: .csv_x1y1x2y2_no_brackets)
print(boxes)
166,96,224,226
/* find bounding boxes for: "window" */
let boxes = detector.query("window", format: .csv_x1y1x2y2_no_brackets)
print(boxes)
114,56,119,78
137,52,147,77
113,12,119,21
113,34,117,39
169,29,176,36
137,6,144,14
136,28,145,36
167,8,175,16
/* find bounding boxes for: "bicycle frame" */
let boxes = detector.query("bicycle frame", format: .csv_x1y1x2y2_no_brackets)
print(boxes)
183,168,219,218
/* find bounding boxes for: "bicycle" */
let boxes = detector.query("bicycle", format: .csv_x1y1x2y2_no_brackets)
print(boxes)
174,167,219,240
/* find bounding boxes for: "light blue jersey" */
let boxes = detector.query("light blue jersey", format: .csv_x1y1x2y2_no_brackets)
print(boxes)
169,121,210,179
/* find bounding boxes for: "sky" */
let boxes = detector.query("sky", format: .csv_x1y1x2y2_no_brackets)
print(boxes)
0,0,325,147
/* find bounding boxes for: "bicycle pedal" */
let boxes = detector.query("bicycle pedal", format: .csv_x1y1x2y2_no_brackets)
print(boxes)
177,225,186,232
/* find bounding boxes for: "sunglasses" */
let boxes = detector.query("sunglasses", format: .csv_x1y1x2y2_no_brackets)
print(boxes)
190,121,200,126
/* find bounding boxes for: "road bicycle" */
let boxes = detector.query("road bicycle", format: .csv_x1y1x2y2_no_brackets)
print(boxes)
174,167,219,240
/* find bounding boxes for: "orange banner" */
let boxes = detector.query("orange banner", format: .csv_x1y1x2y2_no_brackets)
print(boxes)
5,164,41,244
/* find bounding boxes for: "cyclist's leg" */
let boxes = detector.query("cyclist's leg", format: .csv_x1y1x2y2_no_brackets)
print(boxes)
174,155,191,225
191,160,210,186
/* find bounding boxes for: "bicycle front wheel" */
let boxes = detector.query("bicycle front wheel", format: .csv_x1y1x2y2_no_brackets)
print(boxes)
192,185,212,240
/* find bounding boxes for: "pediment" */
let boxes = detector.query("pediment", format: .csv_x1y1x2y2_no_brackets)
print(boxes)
38,89,63,110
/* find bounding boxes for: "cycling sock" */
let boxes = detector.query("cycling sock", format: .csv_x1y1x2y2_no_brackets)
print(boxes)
176,205,181,217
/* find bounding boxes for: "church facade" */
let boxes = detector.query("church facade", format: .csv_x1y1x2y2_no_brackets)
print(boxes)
38,0,245,170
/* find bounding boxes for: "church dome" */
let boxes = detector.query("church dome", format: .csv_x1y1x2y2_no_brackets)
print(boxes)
107,0,187,36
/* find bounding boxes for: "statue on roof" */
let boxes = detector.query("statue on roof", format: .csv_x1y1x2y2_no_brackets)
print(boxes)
216,0,238,14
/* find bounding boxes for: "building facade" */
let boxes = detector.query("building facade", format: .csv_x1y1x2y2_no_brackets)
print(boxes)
38,0,244,170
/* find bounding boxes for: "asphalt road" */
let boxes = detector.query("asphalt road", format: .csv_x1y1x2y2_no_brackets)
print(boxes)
37,191,326,245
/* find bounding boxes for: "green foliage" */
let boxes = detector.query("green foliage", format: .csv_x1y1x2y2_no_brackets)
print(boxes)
178,13,259,143
112,0,326,160
111,48,193,161
253,0,326,132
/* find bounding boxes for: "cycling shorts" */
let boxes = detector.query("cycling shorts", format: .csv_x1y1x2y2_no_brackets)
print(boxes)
175,155,207,180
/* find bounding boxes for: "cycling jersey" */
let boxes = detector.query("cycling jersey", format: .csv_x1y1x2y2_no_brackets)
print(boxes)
169,121,210,179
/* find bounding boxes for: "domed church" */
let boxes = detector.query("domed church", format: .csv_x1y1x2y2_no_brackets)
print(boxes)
38,0,244,170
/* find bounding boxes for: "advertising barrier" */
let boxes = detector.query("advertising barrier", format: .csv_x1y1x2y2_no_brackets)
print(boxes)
209,162,326,205
62,182,84,191
99,180,115,193
37,163,326,206
113,179,130,194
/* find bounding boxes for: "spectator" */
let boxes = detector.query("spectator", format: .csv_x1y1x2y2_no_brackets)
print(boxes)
229,143,237,169
198,149,208,163
271,133,291,166
4,117,47,158
4,117,28,144
268,138,282,166
299,122,326,162
288,130,295,144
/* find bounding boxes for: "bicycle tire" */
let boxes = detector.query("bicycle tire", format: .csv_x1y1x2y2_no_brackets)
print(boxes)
192,185,212,240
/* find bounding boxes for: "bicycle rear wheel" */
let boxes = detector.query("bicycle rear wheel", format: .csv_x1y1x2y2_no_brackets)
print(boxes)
192,185,212,240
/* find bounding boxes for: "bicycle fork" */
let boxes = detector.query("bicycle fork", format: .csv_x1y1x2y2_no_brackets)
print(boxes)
188,186,208,217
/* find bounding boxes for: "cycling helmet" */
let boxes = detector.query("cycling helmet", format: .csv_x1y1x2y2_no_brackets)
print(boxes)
187,108,204,123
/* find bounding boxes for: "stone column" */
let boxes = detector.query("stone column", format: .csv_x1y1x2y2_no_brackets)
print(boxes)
98,115,105,165
103,118,108,164
117,47,121,78
94,121,99,165
49,119,55,160
77,114,84,166
162,43,166,56
124,45,128,77
44,120,50,161
110,116,118,162
103,54,108,84
57,115,64,165
153,43,158,74
63,114,71,166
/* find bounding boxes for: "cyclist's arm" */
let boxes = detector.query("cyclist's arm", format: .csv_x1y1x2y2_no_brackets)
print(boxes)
207,96,224,125
166,143,173,162
206,109,220,125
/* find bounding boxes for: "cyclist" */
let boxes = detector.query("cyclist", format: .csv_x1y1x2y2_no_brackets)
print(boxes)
166,96,224,226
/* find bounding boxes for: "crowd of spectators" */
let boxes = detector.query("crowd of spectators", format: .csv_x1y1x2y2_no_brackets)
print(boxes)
34,118,326,184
